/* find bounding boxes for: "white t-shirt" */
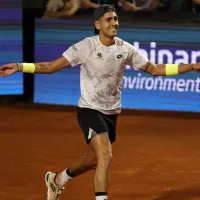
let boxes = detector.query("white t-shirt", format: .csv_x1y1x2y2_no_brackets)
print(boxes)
63,35,148,114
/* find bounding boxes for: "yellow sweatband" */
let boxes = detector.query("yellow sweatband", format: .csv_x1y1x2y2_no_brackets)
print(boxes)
165,64,178,76
22,63,35,73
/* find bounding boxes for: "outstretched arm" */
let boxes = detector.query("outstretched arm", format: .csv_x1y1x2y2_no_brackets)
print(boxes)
141,61,200,76
0,56,70,77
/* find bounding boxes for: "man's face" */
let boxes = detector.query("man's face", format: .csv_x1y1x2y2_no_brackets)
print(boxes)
95,11,119,38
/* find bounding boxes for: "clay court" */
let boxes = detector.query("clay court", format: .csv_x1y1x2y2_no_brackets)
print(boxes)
1,104,200,200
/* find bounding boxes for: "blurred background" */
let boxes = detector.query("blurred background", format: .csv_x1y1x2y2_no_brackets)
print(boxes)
0,0,200,113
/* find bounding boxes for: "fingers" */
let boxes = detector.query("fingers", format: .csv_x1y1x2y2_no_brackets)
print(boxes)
0,68,12,76
0,66,8,72
0,71,8,77
0,71,13,77
0,65,5,71
0,63,15,70
0,65,8,71
0,64,16,76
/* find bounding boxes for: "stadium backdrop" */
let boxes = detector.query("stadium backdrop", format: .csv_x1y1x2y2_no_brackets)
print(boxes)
0,0,23,95
34,19,200,112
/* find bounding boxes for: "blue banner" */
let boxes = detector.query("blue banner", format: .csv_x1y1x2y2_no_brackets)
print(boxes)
0,0,23,95
34,19,200,112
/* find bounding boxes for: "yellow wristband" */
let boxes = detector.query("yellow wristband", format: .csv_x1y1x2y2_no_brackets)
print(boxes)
165,64,178,76
22,63,35,73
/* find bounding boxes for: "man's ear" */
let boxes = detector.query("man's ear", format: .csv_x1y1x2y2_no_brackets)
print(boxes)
94,20,100,31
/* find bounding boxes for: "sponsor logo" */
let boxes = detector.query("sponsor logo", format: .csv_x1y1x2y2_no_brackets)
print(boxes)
96,53,103,59
116,54,123,59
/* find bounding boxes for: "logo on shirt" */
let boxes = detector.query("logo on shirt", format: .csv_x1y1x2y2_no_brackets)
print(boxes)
96,53,103,60
73,58,79,65
116,54,123,59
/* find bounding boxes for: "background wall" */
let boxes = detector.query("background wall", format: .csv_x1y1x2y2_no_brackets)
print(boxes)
0,0,23,95
34,19,200,112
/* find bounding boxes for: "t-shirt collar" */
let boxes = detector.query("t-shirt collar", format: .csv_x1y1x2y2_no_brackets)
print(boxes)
97,35,116,48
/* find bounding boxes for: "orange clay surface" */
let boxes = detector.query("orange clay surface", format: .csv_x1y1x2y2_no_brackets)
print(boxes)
1,105,200,200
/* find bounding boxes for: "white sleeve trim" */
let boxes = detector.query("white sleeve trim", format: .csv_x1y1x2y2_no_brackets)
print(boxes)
135,59,149,70
62,52,75,67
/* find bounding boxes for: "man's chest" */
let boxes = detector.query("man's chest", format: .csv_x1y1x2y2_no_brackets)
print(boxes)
83,48,128,69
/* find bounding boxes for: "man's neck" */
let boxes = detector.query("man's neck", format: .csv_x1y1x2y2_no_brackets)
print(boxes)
99,34,115,47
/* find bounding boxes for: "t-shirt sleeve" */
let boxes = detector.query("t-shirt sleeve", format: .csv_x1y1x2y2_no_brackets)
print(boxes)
62,39,86,67
126,43,149,70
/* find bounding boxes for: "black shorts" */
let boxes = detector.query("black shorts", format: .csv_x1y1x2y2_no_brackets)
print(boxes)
77,107,118,144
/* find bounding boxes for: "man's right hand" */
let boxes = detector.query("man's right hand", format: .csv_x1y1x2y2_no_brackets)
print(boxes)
0,63,19,77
